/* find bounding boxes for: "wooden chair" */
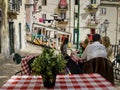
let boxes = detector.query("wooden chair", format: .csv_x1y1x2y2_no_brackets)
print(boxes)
83,57,114,85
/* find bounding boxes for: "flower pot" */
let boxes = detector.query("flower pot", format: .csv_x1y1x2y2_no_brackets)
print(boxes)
42,75,56,88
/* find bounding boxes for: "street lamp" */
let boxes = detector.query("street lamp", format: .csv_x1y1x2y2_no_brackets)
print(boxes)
103,19,109,36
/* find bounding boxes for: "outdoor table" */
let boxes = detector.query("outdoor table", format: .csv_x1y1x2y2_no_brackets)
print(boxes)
0,73,117,90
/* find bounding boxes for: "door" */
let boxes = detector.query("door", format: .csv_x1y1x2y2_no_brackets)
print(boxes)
9,22,15,55
0,21,1,53
19,23,22,49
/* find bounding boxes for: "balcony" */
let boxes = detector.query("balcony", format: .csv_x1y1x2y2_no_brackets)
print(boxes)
57,20,68,25
7,1,20,19
101,0,120,1
58,4,68,11
86,19,99,28
58,0,68,11
100,0,120,6
84,4,98,13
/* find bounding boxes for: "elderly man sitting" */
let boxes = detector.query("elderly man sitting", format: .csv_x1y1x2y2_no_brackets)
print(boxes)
81,34,107,61
81,34,114,85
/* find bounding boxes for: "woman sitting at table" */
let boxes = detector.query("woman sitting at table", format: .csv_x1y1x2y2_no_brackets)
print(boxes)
81,34,114,85
60,37,83,74
60,37,70,60
102,36,114,62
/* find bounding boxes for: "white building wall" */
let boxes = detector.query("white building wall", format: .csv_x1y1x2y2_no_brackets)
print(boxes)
99,5,120,45
33,0,120,45
79,0,90,41
13,0,26,50
33,0,72,35
78,0,120,45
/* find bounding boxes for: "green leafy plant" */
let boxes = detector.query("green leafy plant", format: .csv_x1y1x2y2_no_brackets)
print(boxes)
31,48,67,83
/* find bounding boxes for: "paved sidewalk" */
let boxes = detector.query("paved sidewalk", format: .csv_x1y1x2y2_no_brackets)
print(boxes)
0,43,42,87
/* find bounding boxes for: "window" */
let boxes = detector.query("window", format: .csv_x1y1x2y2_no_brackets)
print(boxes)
18,0,22,6
75,13,78,18
8,0,20,11
42,0,47,6
0,9,2,18
100,8,106,15
42,14,46,23
75,0,78,5
91,13,96,21
60,13,66,19
42,14,46,19
119,9,120,17
91,0,96,4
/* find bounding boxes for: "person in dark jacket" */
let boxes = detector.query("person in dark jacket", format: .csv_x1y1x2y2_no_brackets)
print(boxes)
60,37,70,60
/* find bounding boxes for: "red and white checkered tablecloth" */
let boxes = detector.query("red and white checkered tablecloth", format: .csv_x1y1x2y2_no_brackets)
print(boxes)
21,54,37,75
0,74,117,90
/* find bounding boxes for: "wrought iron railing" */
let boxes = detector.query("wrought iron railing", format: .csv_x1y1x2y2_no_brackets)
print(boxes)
86,19,99,26
8,0,20,12
101,0,120,2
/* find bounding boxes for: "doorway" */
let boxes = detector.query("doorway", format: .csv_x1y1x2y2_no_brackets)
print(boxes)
0,21,1,53
19,23,22,49
9,22,15,55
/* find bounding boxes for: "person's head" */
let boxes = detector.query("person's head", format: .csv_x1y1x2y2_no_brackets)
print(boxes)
79,41,83,46
63,37,69,45
83,38,89,47
92,34,101,42
102,36,110,47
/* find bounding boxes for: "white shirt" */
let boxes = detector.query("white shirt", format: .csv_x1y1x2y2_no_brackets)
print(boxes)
81,41,107,61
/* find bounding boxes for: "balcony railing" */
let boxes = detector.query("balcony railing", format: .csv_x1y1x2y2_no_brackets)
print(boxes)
86,19,99,27
7,0,21,19
57,20,68,25
84,4,98,13
101,0,120,2
8,0,20,12
100,0,120,5
58,4,68,11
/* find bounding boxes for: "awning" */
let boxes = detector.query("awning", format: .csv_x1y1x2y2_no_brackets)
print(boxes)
58,0,67,9
33,23,71,35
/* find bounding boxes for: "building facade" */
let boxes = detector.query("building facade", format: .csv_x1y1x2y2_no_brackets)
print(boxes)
99,0,120,45
0,0,26,58
26,0,120,49
27,0,72,49
74,0,120,45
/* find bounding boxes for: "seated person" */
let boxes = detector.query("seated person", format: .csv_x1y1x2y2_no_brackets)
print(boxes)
81,34,107,61
60,37,70,60
102,36,114,62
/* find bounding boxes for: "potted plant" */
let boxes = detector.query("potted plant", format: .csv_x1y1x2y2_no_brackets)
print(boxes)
31,48,67,88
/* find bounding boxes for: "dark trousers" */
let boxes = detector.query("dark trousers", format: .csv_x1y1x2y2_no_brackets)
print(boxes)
66,58,83,74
